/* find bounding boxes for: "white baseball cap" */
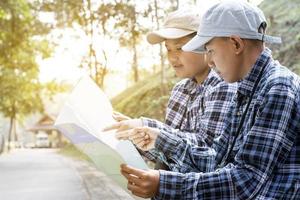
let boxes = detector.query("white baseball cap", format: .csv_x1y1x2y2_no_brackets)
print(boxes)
147,9,201,45
182,0,282,53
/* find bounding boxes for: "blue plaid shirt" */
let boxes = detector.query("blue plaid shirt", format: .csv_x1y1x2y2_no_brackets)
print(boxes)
154,48,300,199
141,70,237,166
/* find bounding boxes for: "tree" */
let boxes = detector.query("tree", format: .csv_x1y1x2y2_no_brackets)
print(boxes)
41,0,119,88
0,0,51,149
153,0,166,88
81,1,118,88
149,0,179,92
109,0,149,83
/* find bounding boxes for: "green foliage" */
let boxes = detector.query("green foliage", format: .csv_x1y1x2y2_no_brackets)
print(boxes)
42,81,71,102
0,68,43,119
112,68,179,121
37,0,85,28
111,1,147,48
260,0,300,74
0,0,53,124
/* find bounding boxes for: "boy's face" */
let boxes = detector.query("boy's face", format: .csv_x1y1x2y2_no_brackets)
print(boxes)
165,36,208,79
205,37,243,83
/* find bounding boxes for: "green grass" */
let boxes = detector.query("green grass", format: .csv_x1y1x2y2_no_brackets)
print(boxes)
59,143,92,162
112,67,180,121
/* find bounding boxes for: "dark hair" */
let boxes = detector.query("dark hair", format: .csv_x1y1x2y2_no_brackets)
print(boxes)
187,32,197,38
258,22,267,34
258,22,267,42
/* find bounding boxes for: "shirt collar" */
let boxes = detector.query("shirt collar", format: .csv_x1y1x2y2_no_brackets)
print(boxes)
237,48,272,97
186,69,217,94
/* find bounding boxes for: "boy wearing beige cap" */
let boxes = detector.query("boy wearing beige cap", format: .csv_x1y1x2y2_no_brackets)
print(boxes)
105,9,236,171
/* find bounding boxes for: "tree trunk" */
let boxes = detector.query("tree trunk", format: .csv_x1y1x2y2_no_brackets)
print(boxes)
7,116,14,151
82,0,109,88
87,0,94,77
154,0,166,93
131,8,139,83
132,41,139,82
13,117,18,146
169,0,179,10
0,133,4,154
159,43,166,91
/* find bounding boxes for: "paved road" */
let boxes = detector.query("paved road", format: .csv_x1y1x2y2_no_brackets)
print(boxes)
0,149,134,200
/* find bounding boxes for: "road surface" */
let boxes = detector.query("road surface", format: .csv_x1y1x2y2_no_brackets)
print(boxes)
0,148,134,200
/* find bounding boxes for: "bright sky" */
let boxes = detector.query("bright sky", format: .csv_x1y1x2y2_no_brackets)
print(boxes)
38,0,264,97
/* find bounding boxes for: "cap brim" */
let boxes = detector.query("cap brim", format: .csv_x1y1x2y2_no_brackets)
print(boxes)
182,35,213,53
147,28,195,45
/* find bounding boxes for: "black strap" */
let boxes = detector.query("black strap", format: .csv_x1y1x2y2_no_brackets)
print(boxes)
219,57,270,167
154,159,170,170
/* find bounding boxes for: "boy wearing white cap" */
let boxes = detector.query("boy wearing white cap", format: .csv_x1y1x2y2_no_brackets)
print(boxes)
105,9,236,171
119,1,300,199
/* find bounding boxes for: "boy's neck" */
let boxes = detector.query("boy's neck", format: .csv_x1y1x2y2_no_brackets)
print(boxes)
240,44,265,80
195,68,210,84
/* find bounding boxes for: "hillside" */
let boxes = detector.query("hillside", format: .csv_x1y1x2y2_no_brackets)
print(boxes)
260,0,300,73
112,68,179,121
112,0,300,120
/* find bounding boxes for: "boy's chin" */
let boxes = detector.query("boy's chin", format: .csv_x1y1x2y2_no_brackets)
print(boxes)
175,72,193,79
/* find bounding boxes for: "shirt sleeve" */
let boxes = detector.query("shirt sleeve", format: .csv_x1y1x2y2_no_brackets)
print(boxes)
153,82,236,173
159,81,235,146
140,110,178,162
141,117,172,130
155,83,299,199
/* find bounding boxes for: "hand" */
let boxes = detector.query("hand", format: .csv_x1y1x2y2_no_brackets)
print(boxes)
103,118,143,133
120,164,159,198
113,111,131,122
117,127,159,151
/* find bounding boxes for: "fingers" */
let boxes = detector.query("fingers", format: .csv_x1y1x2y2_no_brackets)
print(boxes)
113,115,123,122
120,164,158,198
102,122,120,132
129,130,150,147
126,180,149,198
103,121,132,132
135,127,157,139
139,142,152,151
135,138,149,149
115,130,131,140
121,171,147,197
134,126,149,133
129,130,145,140
115,126,150,142
121,164,147,178
113,111,131,121
129,130,148,141
132,136,147,145
121,170,143,186
116,128,142,140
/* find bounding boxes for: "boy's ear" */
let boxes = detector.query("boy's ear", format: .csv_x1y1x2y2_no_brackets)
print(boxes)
229,35,245,55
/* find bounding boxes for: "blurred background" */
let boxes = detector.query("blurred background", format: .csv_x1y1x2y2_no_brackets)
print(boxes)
0,0,299,199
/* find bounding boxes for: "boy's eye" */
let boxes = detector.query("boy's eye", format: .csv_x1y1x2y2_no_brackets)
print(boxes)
176,47,182,51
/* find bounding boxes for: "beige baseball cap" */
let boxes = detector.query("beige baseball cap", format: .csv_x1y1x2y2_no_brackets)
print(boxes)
147,9,201,45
